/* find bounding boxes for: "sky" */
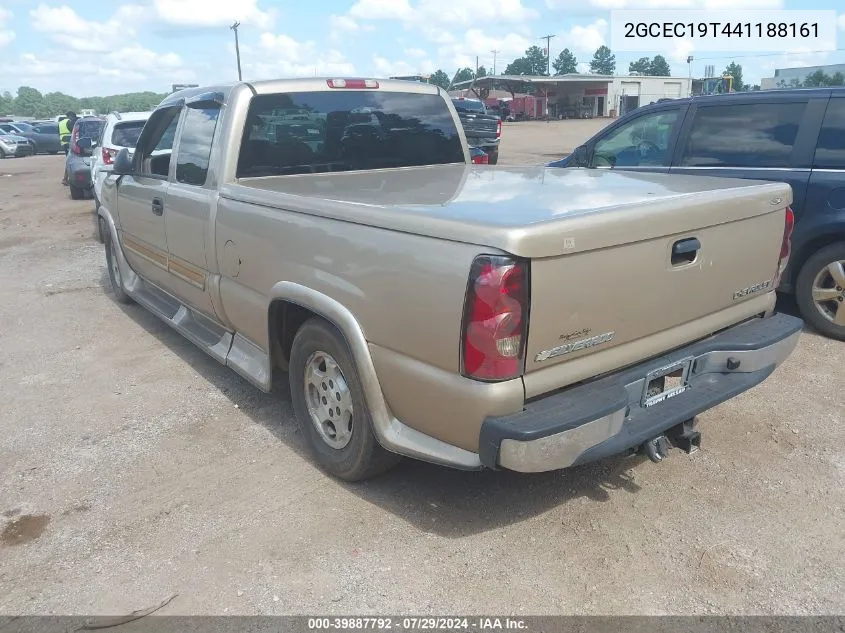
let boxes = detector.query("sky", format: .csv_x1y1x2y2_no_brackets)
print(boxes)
0,0,844,97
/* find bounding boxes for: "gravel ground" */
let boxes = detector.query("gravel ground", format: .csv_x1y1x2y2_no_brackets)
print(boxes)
1,125,843,617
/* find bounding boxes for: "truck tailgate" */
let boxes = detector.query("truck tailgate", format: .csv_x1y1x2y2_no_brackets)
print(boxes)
459,113,499,140
524,187,790,395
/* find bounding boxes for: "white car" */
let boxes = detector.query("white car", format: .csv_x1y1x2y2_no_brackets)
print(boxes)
91,111,151,209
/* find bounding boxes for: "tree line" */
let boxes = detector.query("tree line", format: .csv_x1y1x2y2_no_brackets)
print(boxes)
1,86,168,118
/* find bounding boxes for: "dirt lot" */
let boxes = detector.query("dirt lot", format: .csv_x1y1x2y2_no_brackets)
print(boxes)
1,121,844,616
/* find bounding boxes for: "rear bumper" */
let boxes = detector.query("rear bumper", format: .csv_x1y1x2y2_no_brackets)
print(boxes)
2,144,35,157
70,167,92,189
479,313,803,472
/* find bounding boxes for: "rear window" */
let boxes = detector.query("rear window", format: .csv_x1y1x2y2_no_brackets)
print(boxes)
237,90,465,177
680,102,806,168
813,99,845,169
77,119,105,141
110,120,146,149
452,99,486,114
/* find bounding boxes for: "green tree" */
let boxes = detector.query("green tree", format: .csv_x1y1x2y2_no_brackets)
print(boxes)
628,57,651,74
504,46,549,76
649,55,671,76
830,72,845,86
802,70,829,87
428,69,451,90
723,62,744,91
0,90,12,115
590,46,616,75
476,66,487,78
453,67,475,84
12,86,47,117
552,48,578,75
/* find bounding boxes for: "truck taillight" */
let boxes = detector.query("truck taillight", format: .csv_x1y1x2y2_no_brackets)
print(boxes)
472,153,488,164
496,118,502,138
326,79,379,89
461,255,529,381
775,206,794,283
70,127,81,155
102,147,117,164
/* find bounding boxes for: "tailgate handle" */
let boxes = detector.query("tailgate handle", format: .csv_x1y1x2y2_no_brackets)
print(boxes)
671,237,700,265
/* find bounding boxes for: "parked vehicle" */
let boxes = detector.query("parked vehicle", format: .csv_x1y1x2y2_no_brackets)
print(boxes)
90,111,151,210
0,132,35,158
451,97,501,164
548,87,845,340
65,116,106,200
0,121,61,154
97,78,800,481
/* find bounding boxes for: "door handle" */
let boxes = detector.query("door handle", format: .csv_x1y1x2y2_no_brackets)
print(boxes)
151,197,164,216
671,237,700,265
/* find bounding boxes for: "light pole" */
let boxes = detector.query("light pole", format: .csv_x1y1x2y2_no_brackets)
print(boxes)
540,34,555,120
231,21,243,81
491,49,499,75
687,55,694,96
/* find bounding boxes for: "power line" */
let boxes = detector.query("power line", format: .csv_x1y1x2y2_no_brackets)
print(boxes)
686,48,845,62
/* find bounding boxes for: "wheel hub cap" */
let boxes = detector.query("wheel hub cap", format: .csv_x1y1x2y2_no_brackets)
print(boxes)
811,259,845,327
303,351,354,449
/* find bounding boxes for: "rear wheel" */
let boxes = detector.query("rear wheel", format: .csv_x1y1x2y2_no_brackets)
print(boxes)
289,318,401,481
795,241,845,340
487,149,499,165
69,184,84,200
103,221,132,304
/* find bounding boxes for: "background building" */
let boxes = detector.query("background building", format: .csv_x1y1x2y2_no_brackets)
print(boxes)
451,74,691,118
761,64,845,90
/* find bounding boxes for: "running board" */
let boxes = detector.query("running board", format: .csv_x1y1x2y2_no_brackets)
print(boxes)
128,278,272,392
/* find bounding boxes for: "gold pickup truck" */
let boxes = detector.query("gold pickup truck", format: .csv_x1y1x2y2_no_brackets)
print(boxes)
96,78,802,481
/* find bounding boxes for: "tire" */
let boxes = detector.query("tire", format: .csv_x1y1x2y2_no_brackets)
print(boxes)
487,149,499,165
289,318,401,481
795,241,845,340
103,220,132,304
69,184,84,200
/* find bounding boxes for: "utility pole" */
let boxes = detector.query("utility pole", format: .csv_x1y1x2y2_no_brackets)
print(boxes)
540,34,556,75
475,55,479,77
230,21,242,81
491,49,499,75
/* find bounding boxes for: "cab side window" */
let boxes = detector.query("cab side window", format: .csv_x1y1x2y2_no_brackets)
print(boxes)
175,106,221,186
813,99,845,169
592,109,680,168
135,107,181,179
680,102,806,168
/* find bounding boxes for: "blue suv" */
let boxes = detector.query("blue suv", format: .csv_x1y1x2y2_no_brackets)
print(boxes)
548,88,845,340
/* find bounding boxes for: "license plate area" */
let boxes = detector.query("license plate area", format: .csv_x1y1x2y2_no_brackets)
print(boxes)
641,357,693,408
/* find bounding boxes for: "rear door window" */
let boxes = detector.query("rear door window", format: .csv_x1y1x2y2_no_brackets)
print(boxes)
110,121,147,149
34,124,57,134
237,90,465,177
813,98,845,169
77,119,105,142
680,102,807,168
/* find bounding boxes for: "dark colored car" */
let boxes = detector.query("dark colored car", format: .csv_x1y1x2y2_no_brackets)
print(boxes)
451,97,501,164
65,116,106,200
0,132,36,158
547,87,845,340
0,121,61,154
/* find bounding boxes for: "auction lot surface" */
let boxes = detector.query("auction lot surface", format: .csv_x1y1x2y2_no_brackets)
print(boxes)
1,120,844,615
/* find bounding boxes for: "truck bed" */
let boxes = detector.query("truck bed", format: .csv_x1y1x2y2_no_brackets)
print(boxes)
228,165,790,258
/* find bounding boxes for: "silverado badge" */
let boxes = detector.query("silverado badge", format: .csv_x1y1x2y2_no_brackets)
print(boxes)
535,331,615,362
733,279,772,300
